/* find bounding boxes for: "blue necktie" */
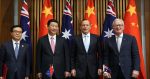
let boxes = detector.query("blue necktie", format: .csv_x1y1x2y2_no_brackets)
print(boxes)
15,43,19,58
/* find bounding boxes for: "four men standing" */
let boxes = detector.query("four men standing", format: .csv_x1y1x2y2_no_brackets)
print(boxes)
0,18,140,79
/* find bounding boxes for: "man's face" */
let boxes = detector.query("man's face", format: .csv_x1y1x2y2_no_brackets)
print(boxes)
48,22,59,36
112,19,124,36
80,20,91,34
11,27,23,41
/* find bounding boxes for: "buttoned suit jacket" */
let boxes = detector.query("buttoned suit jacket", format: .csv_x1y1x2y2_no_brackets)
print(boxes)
103,34,140,79
71,34,102,78
36,35,70,79
0,40,30,79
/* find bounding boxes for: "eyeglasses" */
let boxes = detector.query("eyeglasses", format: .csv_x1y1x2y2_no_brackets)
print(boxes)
113,24,124,28
13,30,22,34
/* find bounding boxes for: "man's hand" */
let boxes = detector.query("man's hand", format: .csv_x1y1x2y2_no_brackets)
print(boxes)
65,71,71,78
103,72,111,78
98,69,102,75
0,77,3,79
37,73,42,79
132,70,139,78
71,69,76,77
25,76,29,79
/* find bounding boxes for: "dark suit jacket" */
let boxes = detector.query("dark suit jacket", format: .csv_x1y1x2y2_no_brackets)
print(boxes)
71,34,102,78
36,35,70,79
103,34,140,79
0,40,30,79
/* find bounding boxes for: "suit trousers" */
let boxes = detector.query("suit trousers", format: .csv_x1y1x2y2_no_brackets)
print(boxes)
13,72,18,79
76,66,96,79
111,65,125,79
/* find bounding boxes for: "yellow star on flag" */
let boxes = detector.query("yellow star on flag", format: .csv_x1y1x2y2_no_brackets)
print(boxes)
127,5,136,16
42,6,53,18
45,24,48,29
136,24,139,28
94,24,97,28
85,6,95,17
131,22,136,26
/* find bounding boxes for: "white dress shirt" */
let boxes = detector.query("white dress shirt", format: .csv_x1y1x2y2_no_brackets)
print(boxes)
82,33,90,52
12,39,20,50
115,33,123,52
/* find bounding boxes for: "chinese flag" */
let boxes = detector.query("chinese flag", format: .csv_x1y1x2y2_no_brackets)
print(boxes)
84,0,98,35
39,0,53,38
124,0,146,79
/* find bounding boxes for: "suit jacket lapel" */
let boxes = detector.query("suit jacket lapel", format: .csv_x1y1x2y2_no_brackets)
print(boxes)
54,35,59,55
111,36,119,55
120,34,127,52
88,34,93,53
79,35,87,53
45,35,53,55
17,43,24,60
8,41,17,60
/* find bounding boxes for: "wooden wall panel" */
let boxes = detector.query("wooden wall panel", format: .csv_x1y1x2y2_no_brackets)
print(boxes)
30,0,150,78
0,0,149,79
0,0,14,44
145,0,150,78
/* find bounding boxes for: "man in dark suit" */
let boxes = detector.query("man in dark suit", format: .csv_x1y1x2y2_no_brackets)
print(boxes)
103,18,140,79
71,19,102,79
36,19,70,79
0,25,30,79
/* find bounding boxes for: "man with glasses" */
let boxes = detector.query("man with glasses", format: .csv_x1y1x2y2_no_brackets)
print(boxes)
103,18,140,79
0,25,30,79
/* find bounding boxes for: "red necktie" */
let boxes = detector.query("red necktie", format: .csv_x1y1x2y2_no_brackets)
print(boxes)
50,37,55,53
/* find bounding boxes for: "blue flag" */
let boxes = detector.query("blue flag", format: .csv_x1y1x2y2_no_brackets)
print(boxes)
45,65,54,78
46,70,51,78
61,0,74,46
101,0,116,73
20,0,31,49
20,0,32,69
100,0,116,41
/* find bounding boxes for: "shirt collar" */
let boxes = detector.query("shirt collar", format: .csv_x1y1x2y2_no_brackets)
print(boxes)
48,34,56,39
115,33,123,38
12,39,20,44
82,33,90,38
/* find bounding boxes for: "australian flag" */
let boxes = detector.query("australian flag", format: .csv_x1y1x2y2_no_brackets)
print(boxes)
46,65,54,78
100,0,116,41
20,0,32,71
20,0,31,49
100,0,116,74
61,0,74,46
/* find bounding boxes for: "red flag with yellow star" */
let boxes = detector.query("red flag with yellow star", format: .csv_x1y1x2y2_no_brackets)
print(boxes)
84,0,98,35
39,0,53,38
124,0,146,79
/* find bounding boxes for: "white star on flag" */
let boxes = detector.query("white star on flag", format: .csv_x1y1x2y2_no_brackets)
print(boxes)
62,29,72,39
21,31,28,41
104,28,114,38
